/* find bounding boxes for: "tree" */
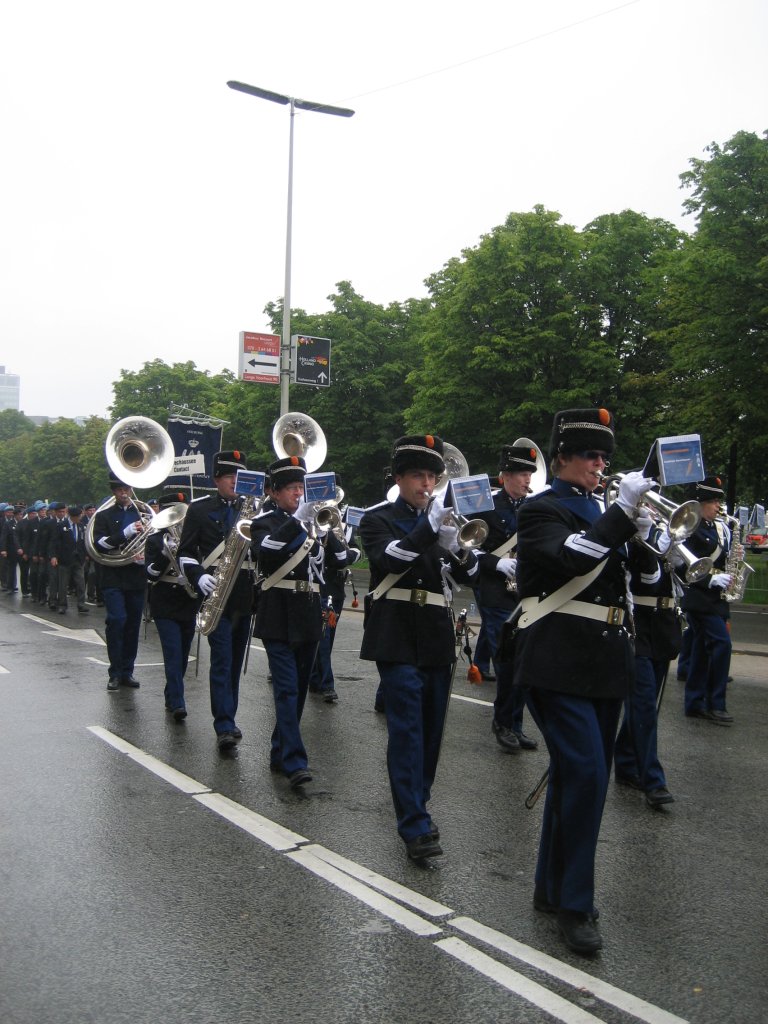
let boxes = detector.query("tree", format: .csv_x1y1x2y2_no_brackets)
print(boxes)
662,131,768,504
407,207,617,473
0,409,37,443
110,359,234,425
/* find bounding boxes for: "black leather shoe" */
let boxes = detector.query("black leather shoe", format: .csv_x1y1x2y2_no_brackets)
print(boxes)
323,689,339,703
480,670,496,682
710,709,733,723
686,707,715,722
172,708,187,722
217,732,237,751
78,607,89,615
646,787,674,808
615,773,644,790
232,726,243,740
492,719,521,753
405,833,443,862
121,676,140,688
288,768,312,788
556,909,603,955
429,819,440,841
514,731,538,751
107,678,119,691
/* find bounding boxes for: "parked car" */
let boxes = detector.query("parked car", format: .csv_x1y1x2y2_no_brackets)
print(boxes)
745,527,768,552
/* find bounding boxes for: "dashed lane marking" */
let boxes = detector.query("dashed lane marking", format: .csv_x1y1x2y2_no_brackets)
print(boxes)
86,726,689,1024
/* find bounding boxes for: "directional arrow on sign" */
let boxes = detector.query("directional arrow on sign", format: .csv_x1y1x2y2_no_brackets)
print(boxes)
22,613,106,646
317,371,328,383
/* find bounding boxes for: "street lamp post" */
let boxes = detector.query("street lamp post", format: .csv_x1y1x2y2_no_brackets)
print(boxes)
227,81,355,416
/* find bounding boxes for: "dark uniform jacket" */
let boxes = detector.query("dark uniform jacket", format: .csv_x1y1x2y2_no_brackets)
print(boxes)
249,507,347,644
359,497,480,668
629,542,683,662
17,517,38,560
177,493,253,617
512,481,637,699
91,503,147,591
34,516,56,561
471,488,523,610
145,531,202,622
680,518,730,619
51,519,87,567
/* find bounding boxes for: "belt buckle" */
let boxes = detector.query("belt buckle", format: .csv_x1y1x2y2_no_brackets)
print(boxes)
607,606,623,625
658,596,671,609
410,588,428,606
295,580,311,593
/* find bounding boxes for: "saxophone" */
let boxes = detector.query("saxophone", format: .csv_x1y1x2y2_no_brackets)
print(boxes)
720,513,755,603
197,495,258,635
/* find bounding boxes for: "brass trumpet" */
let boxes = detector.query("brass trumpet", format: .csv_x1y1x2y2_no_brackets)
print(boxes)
598,472,702,557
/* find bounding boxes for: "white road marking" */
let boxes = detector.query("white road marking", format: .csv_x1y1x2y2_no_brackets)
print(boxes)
450,917,689,1024
436,937,605,1024
287,847,442,937
21,613,106,646
0,664,9,674
86,726,211,795
194,792,306,851
84,656,172,669
87,726,689,1024
301,843,453,918
453,693,493,707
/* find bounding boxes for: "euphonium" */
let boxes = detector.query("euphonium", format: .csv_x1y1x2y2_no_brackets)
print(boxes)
85,415,175,566
197,495,261,636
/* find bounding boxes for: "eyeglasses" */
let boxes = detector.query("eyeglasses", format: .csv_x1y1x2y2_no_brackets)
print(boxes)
575,451,610,465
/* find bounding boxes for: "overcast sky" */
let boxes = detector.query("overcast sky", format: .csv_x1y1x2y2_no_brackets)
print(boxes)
1,0,766,421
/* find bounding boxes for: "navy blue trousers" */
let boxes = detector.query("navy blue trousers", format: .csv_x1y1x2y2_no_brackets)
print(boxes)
265,639,316,775
154,617,196,712
684,612,732,713
102,587,145,681
309,594,345,692
614,657,668,791
377,661,451,842
480,603,526,731
527,688,622,915
207,611,250,736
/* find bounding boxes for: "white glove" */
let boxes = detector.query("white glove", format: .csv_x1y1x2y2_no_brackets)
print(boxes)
496,556,517,579
709,573,732,590
123,520,142,540
615,471,654,514
198,572,217,596
438,522,461,554
427,495,446,532
293,501,315,525
653,524,674,554
634,513,654,542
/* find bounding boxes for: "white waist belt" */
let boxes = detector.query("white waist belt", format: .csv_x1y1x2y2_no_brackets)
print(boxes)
521,596,625,626
632,595,675,609
385,587,450,608
271,579,319,594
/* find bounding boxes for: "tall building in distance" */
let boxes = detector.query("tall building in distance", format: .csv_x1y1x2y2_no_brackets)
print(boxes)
0,366,21,412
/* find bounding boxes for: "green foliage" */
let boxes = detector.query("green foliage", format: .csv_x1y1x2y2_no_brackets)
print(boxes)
0,409,37,442
661,130,768,505
110,359,234,425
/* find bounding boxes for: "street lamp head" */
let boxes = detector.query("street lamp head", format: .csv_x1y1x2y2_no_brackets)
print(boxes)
227,80,354,118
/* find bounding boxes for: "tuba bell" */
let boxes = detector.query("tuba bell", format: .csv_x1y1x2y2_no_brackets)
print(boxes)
272,412,327,473
85,416,176,566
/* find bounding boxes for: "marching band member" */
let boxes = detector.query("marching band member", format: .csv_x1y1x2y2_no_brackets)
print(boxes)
471,443,540,754
145,492,201,722
512,408,652,954
249,456,348,788
178,450,252,751
680,476,734,724
309,483,362,704
614,532,680,807
91,473,147,691
359,434,480,863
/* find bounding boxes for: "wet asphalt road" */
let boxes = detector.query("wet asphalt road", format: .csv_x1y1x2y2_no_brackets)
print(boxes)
0,590,766,1024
